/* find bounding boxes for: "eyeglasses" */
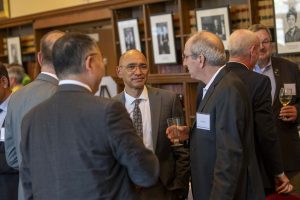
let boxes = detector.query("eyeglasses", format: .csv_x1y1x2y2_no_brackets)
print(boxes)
260,40,271,46
123,63,148,73
182,54,193,60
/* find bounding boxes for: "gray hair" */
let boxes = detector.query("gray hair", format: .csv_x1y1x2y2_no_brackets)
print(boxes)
188,31,226,66
248,24,272,41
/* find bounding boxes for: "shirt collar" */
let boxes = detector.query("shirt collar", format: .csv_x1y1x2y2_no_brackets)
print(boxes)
41,72,58,80
124,85,149,105
203,65,225,92
59,80,92,92
0,95,11,112
254,59,272,73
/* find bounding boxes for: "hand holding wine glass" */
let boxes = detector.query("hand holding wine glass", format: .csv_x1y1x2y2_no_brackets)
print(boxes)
279,88,292,120
166,117,183,147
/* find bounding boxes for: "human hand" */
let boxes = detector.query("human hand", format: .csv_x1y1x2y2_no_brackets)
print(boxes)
275,174,294,194
166,125,189,142
279,105,297,122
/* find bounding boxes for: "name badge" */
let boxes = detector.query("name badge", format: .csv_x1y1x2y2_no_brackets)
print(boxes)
0,127,5,142
196,113,210,130
284,83,296,95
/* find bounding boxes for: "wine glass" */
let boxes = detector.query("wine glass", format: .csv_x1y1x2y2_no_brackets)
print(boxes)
166,117,183,147
279,88,292,119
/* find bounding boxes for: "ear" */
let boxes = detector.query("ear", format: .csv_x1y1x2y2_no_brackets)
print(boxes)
198,54,206,69
37,51,43,66
0,76,9,89
85,55,93,73
116,66,123,78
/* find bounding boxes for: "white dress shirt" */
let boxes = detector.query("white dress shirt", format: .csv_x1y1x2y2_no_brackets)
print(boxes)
124,86,153,151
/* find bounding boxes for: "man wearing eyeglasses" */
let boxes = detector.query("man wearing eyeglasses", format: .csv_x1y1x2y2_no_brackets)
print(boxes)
114,49,190,200
249,24,300,195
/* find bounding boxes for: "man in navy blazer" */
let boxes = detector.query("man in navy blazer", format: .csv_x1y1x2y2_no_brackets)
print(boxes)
20,33,159,200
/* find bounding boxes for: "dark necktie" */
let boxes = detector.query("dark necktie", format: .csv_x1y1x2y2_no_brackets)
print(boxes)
132,99,143,137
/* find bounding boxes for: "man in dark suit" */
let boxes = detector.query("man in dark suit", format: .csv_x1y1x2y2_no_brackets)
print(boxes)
0,63,18,200
114,49,189,200
249,24,300,195
168,31,264,199
5,30,65,200
20,33,159,200
227,29,293,194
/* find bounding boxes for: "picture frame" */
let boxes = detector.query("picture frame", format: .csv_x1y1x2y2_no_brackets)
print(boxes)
274,0,300,54
196,6,231,49
0,0,9,19
150,13,176,64
7,37,22,65
117,19,141,54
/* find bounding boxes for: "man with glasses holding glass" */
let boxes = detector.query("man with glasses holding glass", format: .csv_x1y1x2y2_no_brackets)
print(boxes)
249,24,300,195
113,49,189,200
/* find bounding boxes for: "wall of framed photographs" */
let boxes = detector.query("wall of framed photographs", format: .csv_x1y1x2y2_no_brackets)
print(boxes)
0,0,292,126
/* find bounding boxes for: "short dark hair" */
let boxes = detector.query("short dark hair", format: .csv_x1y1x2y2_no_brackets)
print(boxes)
287,7,297,22
52,32,98,78
0,62,10,87
40,30,65,66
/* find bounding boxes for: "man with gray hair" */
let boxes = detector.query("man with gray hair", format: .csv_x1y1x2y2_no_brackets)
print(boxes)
167,31,264,199
7,64,24,93
227,29,293,195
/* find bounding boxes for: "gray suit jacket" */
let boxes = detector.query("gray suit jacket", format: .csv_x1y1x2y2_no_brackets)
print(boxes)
113,86,190,199
191,68,264,200
5,73,58,200
20,84,159,200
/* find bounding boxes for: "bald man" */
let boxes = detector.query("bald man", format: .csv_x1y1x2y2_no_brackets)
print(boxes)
167,31,264,199
227,29,293,195
113,50,190,200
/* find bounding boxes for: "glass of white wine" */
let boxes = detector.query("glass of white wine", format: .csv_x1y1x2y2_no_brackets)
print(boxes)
279,88,292,119
166,117,183,147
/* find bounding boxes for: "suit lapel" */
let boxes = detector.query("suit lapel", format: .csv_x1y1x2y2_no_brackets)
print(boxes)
148,87,160,151
198,67,227,112
272,58,282,107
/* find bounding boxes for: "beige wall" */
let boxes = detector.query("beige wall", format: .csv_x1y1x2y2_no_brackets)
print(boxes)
10,0,106,18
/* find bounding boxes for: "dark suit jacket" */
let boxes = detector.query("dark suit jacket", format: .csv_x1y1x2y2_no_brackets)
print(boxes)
271,57,300,172
227,62,284,189
113,86,190,199
20,84,160,200
190,68,264,200
0,142,18,200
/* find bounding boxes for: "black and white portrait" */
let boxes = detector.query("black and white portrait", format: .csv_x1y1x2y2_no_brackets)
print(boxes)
117,19,141,54
7,37,22,65
285,7,300,43
124,27,136,51
156,23,170,54
150,13,176,64
201,15,226,40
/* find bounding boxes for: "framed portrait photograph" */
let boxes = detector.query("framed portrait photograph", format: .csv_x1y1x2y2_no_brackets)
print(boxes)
196,6,230,49
274,0,300,54
117,19,141,54
150,13,176,64
7,37,22,65
0,0,9,18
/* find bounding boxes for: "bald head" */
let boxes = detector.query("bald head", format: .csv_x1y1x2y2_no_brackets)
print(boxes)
119,49,146,67
229,29,259,58
186,31,226,66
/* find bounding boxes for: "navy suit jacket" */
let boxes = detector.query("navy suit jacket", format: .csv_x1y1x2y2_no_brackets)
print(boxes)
191,68,264,200
271,57,300,172
227,61,284,189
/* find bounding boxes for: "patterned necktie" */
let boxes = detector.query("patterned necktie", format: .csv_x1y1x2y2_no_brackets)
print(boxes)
132,99,143,137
